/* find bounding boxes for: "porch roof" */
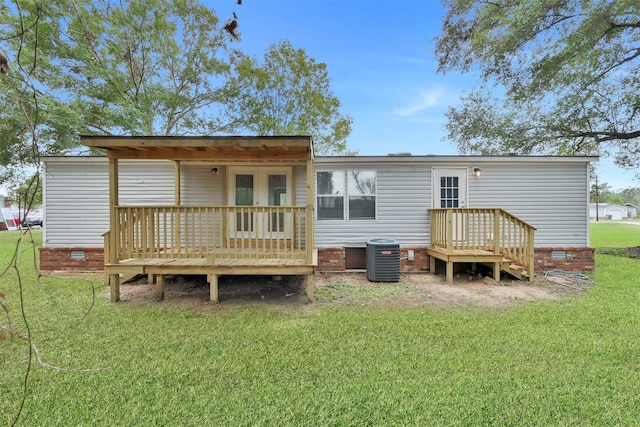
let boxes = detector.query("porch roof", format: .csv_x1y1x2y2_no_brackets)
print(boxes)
80,135,314,162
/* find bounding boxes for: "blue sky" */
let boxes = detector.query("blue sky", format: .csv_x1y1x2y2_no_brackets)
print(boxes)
211,0,638,191
0,0,636,197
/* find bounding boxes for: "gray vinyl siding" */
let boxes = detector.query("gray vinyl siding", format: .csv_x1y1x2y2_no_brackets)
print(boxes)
315,160,590,248
467,162,589,246
44,159,173,247
294,165,307,206
180,164,224,205
44,156,592,250
314,162,431,247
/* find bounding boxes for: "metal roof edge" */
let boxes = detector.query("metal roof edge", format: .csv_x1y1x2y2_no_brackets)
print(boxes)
315,155,599,163
42,154,599,164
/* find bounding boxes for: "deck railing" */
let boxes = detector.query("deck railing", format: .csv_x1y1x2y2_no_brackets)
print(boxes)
110,205,310,262
430,208,536,278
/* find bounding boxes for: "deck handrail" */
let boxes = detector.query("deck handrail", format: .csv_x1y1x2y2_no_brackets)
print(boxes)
112,205,310,263
430,208,536,278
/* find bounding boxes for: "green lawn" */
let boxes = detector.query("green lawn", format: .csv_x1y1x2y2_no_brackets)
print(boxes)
590,220,640,248
1,226,639,426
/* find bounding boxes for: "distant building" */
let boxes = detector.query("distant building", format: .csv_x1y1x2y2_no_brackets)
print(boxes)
589,203,635,220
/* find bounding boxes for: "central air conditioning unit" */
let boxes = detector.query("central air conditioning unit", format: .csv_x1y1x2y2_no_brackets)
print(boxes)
366,238,400,282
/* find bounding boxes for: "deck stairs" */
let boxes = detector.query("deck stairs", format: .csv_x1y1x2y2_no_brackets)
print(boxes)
428,208,537,283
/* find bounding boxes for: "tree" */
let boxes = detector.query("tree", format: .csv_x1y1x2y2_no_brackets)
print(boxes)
590,181,624,204
435,0,640,175
225,40,353,155
0,0,237,184
10,174,42,211
619,187,640,207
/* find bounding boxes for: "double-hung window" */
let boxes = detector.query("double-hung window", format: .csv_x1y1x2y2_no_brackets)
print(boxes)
347,171,376,219
317,171,345,219
317,170,376,220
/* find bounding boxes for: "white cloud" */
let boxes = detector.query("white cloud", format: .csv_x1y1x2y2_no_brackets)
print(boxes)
394,87,446,117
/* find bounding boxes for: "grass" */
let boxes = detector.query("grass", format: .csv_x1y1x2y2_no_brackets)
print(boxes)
1,226,639,425
590,220,640,248
315,279,404,302
591,220,640,259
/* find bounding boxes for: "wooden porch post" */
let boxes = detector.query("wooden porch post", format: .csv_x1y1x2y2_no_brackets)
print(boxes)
174,161,182,247
527,227,535,280
305,158,315,302
174,161,181,205
208,274,219,303
156,275,164,301
446,259,454,283
109,158,120,302
305,274,314,303
493,209,501,254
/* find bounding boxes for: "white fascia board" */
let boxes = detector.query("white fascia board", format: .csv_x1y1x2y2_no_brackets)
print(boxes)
314,155,599,164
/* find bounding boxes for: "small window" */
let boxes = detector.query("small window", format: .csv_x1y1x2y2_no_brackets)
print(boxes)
317,171,345,220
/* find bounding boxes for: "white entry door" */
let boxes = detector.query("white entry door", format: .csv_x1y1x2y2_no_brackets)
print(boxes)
228,167,292,238
432,168,467,209
432,168,468,244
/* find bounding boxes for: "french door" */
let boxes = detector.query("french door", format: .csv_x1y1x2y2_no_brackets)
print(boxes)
228,167,292,238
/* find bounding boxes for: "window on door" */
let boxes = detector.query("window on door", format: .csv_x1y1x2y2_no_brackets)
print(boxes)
432,168,467,209
440,176,460,208
267,174,287,232
235,174,255,232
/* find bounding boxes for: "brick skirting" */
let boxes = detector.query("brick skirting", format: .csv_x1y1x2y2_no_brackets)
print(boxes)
317,247,430,272
39,247,104,271
534,247,595,272
39,246,595,274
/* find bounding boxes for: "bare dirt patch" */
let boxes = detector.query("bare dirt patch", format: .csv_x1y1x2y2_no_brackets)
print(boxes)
114,271,586,310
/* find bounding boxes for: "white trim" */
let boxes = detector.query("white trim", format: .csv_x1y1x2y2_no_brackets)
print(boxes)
42,155,599,165
315,155,598,164
315,169,378,222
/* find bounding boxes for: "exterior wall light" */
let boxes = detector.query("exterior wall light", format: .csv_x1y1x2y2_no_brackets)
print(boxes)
211,167,220,175
472,167,482,177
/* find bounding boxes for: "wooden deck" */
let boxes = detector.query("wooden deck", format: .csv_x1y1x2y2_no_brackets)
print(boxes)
105,250,317,303
427,247,505,283
429,208,536,283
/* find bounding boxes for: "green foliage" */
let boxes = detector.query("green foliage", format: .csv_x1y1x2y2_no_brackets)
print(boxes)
590,179,640,209
0,0,233,186
2,227,640,425
0,0,234,138
60,0,233,136
619,187,640,208
226,40,353,155
590,180,627,204
1,2,354,186
10,173,42,213
436,0,640,175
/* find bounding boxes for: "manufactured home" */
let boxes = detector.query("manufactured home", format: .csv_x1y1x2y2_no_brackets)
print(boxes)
41,136,596,302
